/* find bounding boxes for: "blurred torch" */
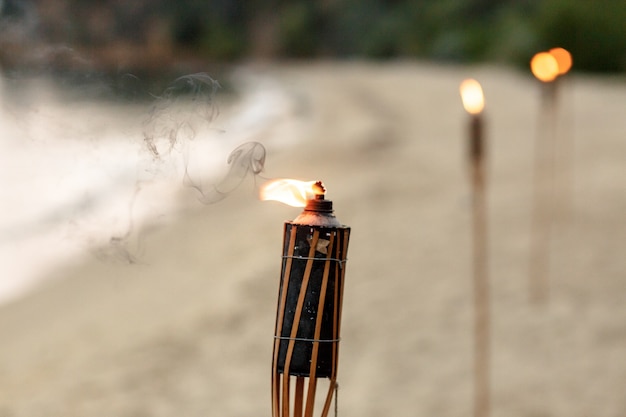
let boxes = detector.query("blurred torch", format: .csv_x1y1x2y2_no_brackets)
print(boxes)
261,179,351,417
460,79,486,181
529,48,572,304
460,79,491,417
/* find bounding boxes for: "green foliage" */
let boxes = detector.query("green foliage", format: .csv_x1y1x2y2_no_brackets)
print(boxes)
323,0,388,57
535,0,626,72
199,23,246,61
359,10,402,58
278,2,320,57
484,4,540,67
27,0,626,72
169,0,246,60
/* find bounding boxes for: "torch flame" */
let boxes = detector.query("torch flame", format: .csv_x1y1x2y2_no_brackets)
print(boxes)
260,179,324,207
459,79,485,115
549,47,572,75
531,52,559,82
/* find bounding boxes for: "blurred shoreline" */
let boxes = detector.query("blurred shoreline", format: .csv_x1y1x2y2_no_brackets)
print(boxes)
0,61,625,416
0,66,306,305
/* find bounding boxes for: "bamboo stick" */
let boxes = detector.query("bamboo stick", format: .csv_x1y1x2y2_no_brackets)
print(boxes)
273,227,298,417
294,377,305,417
529,81,557,305
472,157,490,417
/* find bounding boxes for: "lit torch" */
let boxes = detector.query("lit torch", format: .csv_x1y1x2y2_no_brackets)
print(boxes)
261,179,351,417
460,79,486,174
549,47,574,216
529,48,572,304
460,79,491,417
549,47,573,77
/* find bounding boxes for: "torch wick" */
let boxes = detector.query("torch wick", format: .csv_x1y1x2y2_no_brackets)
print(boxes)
313,181,326,199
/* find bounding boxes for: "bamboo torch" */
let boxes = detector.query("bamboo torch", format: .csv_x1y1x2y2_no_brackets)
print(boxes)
261,179,351,417
529,48,573,305
460,78,490,417
548,48,573,217
529,51,560,305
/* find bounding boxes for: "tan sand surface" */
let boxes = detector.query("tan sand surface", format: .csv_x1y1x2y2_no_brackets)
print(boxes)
0,62,625,416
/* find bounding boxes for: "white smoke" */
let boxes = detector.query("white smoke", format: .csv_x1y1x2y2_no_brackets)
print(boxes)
0,67,308,304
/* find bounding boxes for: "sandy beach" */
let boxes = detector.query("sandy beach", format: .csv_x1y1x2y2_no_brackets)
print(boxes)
0,61,625,417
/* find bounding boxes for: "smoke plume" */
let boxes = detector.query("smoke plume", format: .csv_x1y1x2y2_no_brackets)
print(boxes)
143,73,221,160
184,141,266,204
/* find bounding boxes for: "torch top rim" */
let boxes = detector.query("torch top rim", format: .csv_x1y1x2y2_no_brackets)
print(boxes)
304,196,333,213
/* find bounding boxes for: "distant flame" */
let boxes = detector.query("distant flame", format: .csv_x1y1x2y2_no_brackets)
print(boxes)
459,79,485,115
260,179,325,207
549,47,572,75
531,52,559,82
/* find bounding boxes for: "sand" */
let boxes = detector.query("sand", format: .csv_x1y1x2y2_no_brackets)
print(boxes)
0,61,625,417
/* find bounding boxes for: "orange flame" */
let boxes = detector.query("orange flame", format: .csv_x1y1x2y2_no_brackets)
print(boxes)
459,79,485,115
549,47,572,75
531,52,559,82
260,179,324,207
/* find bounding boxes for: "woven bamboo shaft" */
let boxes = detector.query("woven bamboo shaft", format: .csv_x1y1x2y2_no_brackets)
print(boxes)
272,221,350,417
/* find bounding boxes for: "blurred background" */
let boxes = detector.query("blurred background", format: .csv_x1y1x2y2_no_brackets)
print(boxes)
2,0,626,76
1,1,625,417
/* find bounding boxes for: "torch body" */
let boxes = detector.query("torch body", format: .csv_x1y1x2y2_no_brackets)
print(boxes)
469,114,484,173
272,198,350,417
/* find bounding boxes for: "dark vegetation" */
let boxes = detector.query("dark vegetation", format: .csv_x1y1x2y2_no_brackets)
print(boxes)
1,0,625,74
